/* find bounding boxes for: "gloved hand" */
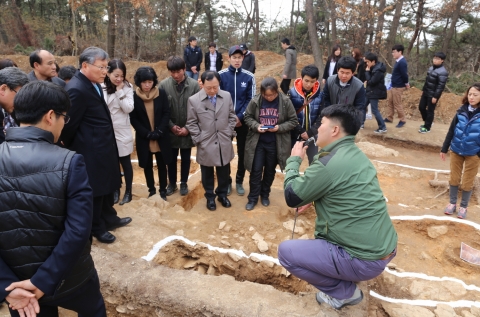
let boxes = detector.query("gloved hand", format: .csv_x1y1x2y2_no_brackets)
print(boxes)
146,131,161,140
155,127,164,138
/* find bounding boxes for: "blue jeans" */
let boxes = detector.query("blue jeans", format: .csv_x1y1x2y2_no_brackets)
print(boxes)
278,239,396,299
365,98,386,129
185,71,199,80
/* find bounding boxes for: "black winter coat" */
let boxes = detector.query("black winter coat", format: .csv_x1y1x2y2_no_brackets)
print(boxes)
322,57,339,81
422,64,448,99
355,59,366,83
204,50,223,72
241,51,256,73
365,62,387,100
60,70,121,197
184,45,203,72
130,89,173,168
0,127,94,302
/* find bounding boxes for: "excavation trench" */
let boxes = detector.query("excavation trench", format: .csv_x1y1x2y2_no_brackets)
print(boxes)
152,240,309,294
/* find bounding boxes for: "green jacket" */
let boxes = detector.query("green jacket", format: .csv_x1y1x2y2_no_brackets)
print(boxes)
159,76,200,149
244,93,298,172
283,135,398,260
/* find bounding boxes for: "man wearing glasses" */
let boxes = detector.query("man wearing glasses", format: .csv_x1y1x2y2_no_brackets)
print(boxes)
0,81,106,316
60,47,132,244
0,67,29,145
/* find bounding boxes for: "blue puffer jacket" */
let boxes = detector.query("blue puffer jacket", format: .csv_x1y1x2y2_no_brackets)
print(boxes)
450,106,480,156
288,78,323,138
218,66,256,121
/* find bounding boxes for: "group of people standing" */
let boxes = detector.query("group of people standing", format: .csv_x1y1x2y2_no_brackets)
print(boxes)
1,37,479,316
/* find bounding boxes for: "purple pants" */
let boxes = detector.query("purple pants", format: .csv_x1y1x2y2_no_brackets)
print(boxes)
278,239,396,299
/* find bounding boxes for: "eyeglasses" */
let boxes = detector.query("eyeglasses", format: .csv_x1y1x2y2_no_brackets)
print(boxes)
88,63,110,71
10,87,17,93
54,112,70,124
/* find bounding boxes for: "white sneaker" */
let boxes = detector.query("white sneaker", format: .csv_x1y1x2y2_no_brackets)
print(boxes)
366,113,372,120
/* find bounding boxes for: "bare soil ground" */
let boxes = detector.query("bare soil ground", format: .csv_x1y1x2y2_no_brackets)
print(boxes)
1,52,479,317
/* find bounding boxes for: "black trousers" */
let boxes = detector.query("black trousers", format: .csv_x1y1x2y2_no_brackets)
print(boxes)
92,193,120,235
144,151,167,194
248,141,277,203
9,272,106,317
167,148,192,184
229,123,248,185
418,93,437,130
280,79,292,94
201,164,230,199
119,155,133,191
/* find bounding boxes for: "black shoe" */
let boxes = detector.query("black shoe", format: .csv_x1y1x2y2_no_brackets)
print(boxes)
180,182,188,196
160,191,167,201
206,198,216,211
119,189,132,205
166,183,178,196
106,217,132,231
217,196,231,208
113,189,120,204
148,189,156,198
94,232,116,244
245,201,256,211
261,197,270,207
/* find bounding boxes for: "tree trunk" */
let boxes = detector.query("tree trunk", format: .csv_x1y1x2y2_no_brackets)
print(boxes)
442,0,463,53
386,0,404,70
406,0,424,58
134,8,140,59
306,0,324,71
107,0,116,58
254,0,259,50
170,0,178,55
204,1,214,44
290,0,295,38
374,0,386,51
330,0,337,44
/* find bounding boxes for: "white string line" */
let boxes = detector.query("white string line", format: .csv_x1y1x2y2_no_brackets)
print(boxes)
141,235,280,265
370,290,480,308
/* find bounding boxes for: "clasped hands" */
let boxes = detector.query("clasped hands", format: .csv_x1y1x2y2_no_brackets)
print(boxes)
170,125,189,137
5,279,44,317
146,127,164,140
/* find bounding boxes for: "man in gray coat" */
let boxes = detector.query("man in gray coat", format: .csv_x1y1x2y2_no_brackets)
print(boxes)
280,38,297,94
27,50,66,87
160,56,200,196
186,71,236,211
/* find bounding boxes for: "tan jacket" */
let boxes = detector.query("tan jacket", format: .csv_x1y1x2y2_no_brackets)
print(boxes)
186,89,236,167
102,83,134,157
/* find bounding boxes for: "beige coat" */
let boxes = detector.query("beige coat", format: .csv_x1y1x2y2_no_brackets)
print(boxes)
102,83,134,157
186,89,236,167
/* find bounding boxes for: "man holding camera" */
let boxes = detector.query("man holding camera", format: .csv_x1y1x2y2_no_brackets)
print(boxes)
278,104,397,310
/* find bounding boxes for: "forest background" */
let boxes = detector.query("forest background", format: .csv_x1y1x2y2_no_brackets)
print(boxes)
0,0,479,93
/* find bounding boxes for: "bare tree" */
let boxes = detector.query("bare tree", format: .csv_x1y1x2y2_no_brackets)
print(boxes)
406,0,425,58
107,0,116,57
373,0,387,50
442,0,463,53
306,0,324,70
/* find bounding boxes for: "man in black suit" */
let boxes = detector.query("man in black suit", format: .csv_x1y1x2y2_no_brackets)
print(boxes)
60,47,131,244
0,81,106,316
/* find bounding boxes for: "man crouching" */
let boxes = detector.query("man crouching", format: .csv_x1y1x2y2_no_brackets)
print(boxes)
278,104,397,310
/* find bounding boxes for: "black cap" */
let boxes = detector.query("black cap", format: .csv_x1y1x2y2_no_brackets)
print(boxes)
239,43,248,50
228,45,244,56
